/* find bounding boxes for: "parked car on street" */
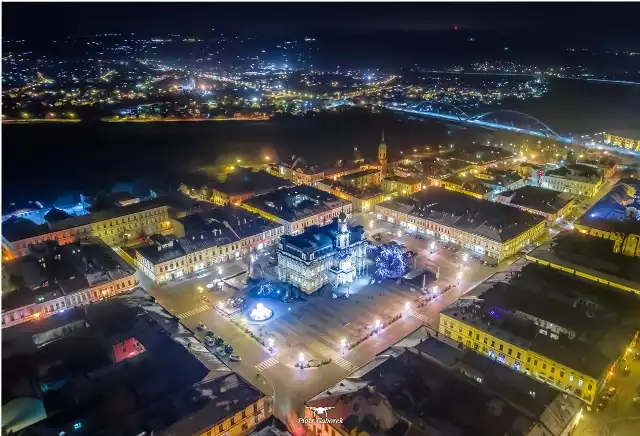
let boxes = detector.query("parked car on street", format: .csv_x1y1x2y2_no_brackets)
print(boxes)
229,354,242,362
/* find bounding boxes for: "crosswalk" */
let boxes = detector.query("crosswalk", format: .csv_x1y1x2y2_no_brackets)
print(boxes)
333,356,354,370
255,357,279,372
177,305,210,320
412,311,431,324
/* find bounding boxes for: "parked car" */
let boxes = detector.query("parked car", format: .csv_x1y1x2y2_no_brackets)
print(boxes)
204,336,215,347
215,347,226,356
596,399,608,412
224,344,234,354
214,337,225,346
197,322,206,331
229,354,242,362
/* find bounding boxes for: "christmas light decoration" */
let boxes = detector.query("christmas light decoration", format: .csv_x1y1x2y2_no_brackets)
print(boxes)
373,244,408,279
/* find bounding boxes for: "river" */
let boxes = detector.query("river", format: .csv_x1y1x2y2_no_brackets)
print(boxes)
3,79,639,207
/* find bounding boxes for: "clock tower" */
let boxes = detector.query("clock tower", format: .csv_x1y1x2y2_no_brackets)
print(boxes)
378,130,388,174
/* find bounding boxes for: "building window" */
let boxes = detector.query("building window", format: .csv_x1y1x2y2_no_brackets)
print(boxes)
499,344,503,351
551,367,555,374
560,371,564,379
483,337,487,344
542,363,547,370
491,340,495,347
475,333,480,340
516,352,521,360
588,384,592,391
534,360,538,366
254,403,258,413
508,348,512,356
219,425,223,432
468,331,472,337
578,379,583,387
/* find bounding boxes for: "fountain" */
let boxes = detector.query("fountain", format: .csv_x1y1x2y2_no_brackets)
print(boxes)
249,303,273,321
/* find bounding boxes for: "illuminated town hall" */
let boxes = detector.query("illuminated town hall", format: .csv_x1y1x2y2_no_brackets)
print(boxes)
276,212,368,294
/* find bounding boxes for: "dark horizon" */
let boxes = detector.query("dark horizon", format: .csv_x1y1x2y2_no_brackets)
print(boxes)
3,2,640,50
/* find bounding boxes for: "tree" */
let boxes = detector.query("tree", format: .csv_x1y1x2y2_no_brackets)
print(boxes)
373,244,408,279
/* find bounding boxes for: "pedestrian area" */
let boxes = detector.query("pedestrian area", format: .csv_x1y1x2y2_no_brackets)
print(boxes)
177,304,211,320
256,281,424,364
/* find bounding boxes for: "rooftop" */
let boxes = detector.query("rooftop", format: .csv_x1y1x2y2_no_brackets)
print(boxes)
209,168,292,196
577,178,640,234
2,291,261,436
2,238,136,312
338,168,381,182
544,164,603,183
413,336,581,434
528,233,640,285
384,175,423,186
137,206,282,265
497,186,574,215
2,198,169,242
378,187,545,242
243,185,350,223
317,179,383,199
308,343,567,436
480,168,525,187
442,263,640,378
279,218,365,259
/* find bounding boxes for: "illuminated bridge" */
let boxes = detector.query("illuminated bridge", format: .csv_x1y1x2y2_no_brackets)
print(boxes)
385,102,577,144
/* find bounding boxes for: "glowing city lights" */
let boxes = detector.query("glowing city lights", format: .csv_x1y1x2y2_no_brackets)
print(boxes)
250,303,273,321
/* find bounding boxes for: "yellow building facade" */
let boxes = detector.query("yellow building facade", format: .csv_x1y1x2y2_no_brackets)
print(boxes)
439,312,601,404
198,398,269,436
381,177,423,196
3,201,172,258
603,133,640,152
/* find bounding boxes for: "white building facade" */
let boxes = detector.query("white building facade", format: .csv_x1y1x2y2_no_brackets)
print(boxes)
277,214,368,294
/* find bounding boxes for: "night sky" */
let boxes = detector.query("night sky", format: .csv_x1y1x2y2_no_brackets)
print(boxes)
3,2,639,48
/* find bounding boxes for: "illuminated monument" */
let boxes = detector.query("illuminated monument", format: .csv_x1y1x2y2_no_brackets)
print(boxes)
276,212,367,294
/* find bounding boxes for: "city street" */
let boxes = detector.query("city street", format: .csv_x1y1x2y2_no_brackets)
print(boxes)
573,350,640,436
137,212,511,425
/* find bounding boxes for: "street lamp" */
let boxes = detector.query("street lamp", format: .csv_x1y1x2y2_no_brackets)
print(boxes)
374,319,382,332
432,286,439,295
368,221,374,229
340,338,347,355
462,253,468,263
298,352,305,368
456,271,463,283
